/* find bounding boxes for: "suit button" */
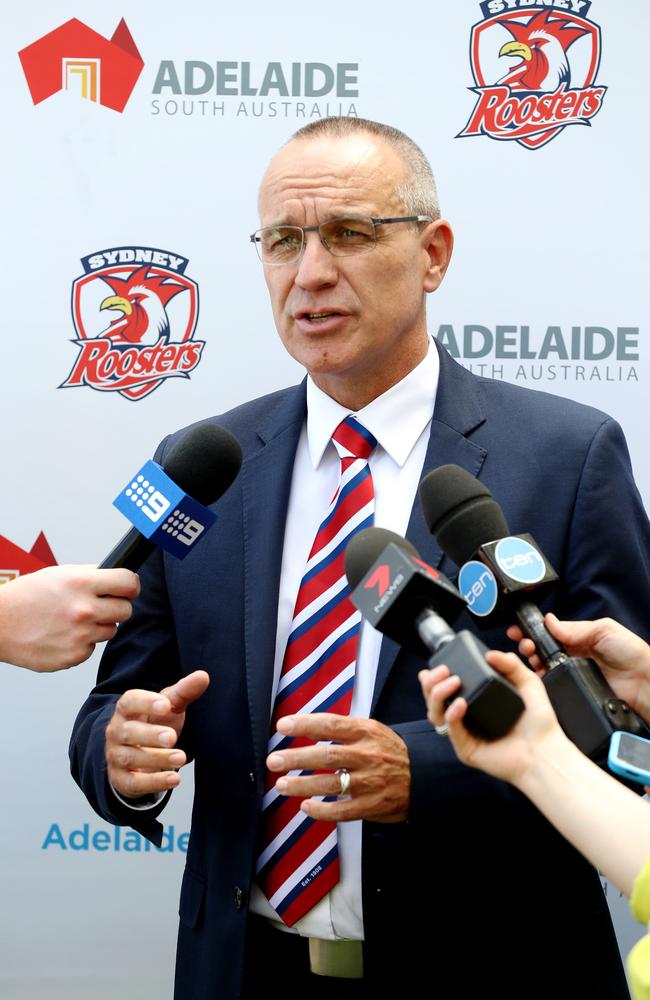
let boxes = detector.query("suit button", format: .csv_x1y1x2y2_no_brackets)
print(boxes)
234,886,245,909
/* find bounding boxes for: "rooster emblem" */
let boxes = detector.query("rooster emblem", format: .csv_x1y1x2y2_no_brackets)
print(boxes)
497,11,590,92
98,265,186,344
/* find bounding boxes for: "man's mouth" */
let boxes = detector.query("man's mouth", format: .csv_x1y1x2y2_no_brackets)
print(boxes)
307,312,336,322
295,309,347,323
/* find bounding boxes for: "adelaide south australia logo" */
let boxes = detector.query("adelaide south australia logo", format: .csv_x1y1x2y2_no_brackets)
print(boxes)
60,247,205,401
458,1,606,149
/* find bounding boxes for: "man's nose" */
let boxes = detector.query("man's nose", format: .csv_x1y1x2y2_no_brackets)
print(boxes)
294,232,339,289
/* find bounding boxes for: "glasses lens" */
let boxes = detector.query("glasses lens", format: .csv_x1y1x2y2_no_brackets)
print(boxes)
321,218,376,256
256,226,303,264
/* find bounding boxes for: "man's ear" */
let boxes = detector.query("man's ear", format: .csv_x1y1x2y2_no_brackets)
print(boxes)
422,220,454,293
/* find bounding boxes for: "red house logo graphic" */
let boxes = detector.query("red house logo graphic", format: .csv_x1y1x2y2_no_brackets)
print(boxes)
0,532,57,586
18,18,143,113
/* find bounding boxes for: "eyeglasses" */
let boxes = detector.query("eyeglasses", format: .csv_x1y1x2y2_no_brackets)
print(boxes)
249,215,434,265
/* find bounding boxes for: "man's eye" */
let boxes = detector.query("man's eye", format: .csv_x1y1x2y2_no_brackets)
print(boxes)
269,230,300,250
339,226,365,239
327,220,374,243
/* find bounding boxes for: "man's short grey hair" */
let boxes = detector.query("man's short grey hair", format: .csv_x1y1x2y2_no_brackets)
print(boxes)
289,117,441,220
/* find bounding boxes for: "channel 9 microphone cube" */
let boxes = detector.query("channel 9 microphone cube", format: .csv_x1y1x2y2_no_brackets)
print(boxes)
114,459,217,559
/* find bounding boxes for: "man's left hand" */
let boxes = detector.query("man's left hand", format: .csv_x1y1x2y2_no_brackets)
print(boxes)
267,713,410,823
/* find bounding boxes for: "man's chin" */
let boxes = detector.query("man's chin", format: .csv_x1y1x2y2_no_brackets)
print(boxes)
300,350,359,380
287,333,360,375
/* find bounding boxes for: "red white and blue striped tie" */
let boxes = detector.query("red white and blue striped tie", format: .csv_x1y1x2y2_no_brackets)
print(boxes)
257,415,377,927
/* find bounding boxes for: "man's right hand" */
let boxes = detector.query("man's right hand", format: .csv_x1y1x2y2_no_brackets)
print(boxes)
105,670,210,800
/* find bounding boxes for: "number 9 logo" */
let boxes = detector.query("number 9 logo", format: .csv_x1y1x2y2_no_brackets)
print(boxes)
177,519,205,546
141,490,171,523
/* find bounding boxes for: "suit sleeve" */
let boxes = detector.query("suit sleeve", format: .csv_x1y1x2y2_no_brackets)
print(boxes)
558,416,650,642
69,496,184,846
392,720,517,823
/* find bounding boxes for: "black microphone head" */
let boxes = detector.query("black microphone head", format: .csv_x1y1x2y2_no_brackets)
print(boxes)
344,527,419,590
344,525,466,656
419,465,509,566
163,423,243,505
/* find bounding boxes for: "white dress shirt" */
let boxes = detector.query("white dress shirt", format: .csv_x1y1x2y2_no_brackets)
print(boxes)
250,338,439,940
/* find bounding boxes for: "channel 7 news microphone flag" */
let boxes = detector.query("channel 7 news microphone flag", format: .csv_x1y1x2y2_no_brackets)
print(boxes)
2,1,649,997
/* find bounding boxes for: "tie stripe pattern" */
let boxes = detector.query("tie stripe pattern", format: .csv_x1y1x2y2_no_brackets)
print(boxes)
257,416,376,927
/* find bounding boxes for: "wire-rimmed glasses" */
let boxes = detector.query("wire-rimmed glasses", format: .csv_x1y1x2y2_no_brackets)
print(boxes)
249,215,433,266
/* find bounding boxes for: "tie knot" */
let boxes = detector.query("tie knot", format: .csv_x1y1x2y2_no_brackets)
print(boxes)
331,416,377,461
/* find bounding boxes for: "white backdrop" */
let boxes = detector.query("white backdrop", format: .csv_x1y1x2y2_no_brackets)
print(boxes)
1,1,648,996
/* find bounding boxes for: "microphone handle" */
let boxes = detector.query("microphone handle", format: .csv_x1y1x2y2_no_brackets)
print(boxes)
543,655,650,766
515,601,566,669
427,630,525,740
514,599,650,771
98,527,156,572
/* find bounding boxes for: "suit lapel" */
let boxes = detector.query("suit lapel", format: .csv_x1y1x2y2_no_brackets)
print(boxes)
241,384,307,782
371,343,489,712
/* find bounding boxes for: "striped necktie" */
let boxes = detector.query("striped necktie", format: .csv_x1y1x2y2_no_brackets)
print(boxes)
256,415,377,927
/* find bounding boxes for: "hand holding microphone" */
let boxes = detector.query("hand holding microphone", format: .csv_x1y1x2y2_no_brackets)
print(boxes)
419,647,566,783
419,464,650,768
0,565,140,672
0,422,242,675
420,629,650,911
509,612,650,723
344,526,524,739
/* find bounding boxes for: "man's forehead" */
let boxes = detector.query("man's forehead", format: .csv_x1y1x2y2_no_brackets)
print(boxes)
258,133,404,219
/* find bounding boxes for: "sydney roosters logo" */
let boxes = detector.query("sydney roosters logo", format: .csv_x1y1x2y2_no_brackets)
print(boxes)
60,247,205,401
458,1,606,150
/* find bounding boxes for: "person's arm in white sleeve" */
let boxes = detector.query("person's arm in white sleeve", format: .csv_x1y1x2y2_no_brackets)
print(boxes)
420,646,650,899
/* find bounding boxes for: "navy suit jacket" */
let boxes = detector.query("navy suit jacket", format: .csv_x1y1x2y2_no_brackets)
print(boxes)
71,343,650,999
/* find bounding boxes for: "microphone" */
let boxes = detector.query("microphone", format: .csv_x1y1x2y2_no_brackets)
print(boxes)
420,464,563,663
99,424,242,571
419,464,650,765
344,527,524,739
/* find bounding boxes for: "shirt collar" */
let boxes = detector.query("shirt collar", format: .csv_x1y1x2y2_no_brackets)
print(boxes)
305,337,439,469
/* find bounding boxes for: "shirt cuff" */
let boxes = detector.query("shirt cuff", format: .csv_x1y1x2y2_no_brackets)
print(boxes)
110,782,166,811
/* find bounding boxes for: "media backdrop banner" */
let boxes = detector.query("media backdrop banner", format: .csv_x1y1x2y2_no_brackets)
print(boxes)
1,1,648,996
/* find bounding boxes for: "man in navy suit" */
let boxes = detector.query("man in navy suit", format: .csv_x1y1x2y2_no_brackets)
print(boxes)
70,117,650,999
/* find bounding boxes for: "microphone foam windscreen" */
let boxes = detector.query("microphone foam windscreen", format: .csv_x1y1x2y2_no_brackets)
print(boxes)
419,465,509,566
163,424,243,506
344,527,419,590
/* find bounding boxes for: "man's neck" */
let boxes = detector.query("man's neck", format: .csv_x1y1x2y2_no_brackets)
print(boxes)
309,339,430,411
